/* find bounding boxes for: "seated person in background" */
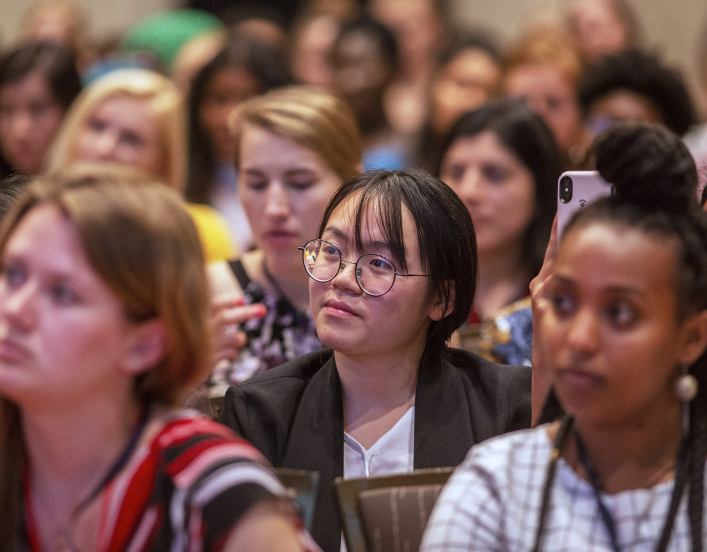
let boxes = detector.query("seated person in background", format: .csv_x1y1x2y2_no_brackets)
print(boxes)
502,26,591,169
564,0,641,64
0,41,81,179
290,12,342,90
330,17,412,170
45,68,235,262
421,121,707,551
185,33,292,253
0,165,309,551
437,98,561,365
414,30,502,172
580,49,698,140
219,169,532,552
368,0,447,137
16,0,86,58
205,86,362,395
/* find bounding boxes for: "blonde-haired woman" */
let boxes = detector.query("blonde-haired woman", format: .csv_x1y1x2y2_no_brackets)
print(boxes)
0,165,307,551
46,68,235,262
206,86,362,395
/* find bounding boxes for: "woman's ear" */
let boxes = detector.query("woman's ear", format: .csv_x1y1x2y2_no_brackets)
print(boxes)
430,281,455,322
678,310,707,366
122,319,168,375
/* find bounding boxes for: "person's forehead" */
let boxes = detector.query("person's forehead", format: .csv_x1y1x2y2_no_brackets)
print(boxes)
326,193,419,252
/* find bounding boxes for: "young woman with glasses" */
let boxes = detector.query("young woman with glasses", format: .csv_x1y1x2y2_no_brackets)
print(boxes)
420,122,707,551
219,169,532,552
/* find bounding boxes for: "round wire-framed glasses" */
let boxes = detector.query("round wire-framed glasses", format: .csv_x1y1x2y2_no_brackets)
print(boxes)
299,238,430,297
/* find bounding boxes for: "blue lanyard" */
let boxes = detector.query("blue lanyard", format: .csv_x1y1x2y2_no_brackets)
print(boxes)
574,429,687,552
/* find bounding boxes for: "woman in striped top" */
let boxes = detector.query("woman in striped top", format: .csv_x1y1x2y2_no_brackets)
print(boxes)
0,165,310,552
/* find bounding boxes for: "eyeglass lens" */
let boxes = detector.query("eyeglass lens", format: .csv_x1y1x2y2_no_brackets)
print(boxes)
302,239,396,296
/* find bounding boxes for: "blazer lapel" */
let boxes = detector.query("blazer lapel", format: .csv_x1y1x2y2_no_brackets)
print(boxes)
281,356,344,552
413,355,476,469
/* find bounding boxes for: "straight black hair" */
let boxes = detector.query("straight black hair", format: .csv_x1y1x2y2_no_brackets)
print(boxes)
317,169,477,359
436,98,561,278
0,41,81,112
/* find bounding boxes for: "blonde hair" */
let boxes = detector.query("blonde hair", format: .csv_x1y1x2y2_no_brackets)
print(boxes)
229,86,362,182
503,26,584,87
47,69,187,192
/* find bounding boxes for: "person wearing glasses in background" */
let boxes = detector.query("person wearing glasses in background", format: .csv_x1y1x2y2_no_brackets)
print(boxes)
219,169,532,552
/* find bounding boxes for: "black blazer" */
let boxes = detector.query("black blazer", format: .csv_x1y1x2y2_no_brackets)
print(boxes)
220,348,531,552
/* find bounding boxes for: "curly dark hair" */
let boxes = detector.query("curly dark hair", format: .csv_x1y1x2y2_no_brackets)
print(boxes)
579,49,698,136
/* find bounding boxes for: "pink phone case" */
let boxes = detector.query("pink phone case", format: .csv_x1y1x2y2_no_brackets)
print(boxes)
557,171,613,238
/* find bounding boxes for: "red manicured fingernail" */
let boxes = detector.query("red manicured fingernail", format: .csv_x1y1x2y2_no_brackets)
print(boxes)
254,305,267,317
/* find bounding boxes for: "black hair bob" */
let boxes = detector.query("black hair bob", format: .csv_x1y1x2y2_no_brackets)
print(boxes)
317,169,477,359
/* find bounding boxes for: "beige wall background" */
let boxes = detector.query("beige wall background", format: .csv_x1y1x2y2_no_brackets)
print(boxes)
1,0,706,109
0,0,179,47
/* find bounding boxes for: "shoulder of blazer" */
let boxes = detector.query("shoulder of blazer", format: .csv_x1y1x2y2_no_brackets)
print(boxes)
444,347,532,389
219,348,336,463
237,348,335,387
443,347,532,433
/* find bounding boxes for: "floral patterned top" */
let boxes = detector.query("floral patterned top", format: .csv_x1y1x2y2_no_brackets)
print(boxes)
205,260,322,397
457,297,533,367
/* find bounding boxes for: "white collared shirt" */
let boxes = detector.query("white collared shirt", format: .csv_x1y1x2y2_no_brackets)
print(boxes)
341,405,415,552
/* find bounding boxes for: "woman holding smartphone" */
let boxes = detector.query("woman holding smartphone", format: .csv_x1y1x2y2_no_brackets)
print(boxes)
220,169,532,552
421,122,707,551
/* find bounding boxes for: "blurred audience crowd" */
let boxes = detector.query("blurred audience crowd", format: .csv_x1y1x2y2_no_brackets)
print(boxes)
3,0,707,550
1,0,707,370
2,0,707,390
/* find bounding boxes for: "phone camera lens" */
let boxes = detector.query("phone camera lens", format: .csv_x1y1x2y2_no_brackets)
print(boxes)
559,176,573,203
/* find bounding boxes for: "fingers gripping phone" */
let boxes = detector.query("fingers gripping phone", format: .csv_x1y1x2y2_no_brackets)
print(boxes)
557,171,614,238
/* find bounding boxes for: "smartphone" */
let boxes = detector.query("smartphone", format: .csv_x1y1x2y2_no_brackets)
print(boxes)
557,171,613,238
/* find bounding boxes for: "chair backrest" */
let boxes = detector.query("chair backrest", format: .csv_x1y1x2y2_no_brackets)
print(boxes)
273,467,320,532
335,467,455,552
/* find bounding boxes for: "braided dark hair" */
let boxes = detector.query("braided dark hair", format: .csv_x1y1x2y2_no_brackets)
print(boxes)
534,121,707,550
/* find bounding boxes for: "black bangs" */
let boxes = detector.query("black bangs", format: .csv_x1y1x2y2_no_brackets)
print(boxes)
352,176,408,272
317,169,478,359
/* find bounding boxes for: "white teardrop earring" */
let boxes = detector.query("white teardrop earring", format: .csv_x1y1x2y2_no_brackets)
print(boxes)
676,364,698,435
676,365,698,402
